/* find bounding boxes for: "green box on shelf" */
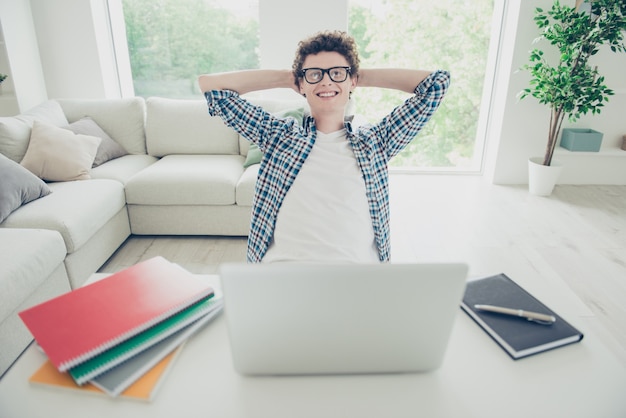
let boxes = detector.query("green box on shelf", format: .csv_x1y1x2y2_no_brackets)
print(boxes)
560,128,603,152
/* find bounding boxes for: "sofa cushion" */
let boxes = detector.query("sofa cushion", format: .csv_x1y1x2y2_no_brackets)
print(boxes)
90,154,158,185
0,179,126,253
236,164,259,206
0,228,67,322
58,98,147,155
0,101,69,163
20,121,101,181
0,153,52,223
244,95,308,114
145,97,239,157
125,155,244,205
63,117,128,167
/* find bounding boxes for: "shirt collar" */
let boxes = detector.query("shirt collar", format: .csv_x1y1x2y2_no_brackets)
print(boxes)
303,114,315,134
303,114,355,136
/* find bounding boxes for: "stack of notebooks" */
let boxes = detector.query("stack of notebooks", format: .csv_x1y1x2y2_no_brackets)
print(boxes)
19,256,223,401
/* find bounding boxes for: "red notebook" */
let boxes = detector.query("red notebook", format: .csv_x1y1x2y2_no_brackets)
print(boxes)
19,256,213,371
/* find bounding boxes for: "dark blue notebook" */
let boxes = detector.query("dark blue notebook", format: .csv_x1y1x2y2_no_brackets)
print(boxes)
461,273,583,359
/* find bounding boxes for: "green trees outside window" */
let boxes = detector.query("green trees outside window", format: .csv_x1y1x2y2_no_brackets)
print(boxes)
349,0,494,170
122,0,495,170
123,0,259,98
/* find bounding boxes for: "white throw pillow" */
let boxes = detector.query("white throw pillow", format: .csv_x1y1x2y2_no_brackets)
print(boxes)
0,100,69,163
20,120,101,181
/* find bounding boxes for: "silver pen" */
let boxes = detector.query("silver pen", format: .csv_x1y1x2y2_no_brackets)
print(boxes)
474,304,556,325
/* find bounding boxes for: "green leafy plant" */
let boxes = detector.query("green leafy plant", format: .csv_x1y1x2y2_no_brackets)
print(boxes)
519,0,626,166
0,74,7,84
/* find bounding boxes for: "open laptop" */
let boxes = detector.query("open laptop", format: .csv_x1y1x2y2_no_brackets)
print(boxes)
219,262,468,376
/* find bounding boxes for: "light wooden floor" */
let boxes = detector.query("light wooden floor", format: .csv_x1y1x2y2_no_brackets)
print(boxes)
99,175,626,365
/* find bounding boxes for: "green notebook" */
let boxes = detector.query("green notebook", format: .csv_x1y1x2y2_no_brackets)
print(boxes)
69,295,220,385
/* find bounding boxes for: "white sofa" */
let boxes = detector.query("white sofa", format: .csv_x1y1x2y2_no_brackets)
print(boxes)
0,228,70,379
124,97,258,235
0,94,304,377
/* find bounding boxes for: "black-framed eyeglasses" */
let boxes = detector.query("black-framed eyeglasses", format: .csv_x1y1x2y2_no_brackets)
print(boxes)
301,66,351,84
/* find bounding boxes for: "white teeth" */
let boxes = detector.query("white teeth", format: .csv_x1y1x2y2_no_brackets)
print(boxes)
318,92,337,97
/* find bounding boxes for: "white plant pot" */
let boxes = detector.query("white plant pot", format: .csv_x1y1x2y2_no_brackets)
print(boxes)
528,157,563,196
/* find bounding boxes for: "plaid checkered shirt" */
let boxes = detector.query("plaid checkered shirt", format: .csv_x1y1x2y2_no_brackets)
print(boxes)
204,69,450,262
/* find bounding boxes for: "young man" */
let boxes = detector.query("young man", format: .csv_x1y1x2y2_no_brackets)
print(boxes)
198,30,450,263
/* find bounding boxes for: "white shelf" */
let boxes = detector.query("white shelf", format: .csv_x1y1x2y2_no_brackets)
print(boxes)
555,147,626,157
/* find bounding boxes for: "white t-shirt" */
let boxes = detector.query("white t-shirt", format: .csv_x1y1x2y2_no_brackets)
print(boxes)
263,129,379,263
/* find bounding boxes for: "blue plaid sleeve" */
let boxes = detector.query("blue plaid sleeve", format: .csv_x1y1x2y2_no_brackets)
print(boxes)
375,69,451,159
203,90,298,152
204,89,238,112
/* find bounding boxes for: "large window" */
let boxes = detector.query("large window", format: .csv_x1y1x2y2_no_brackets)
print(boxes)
349,0,496,172
122,0,259,99
118,0,497,172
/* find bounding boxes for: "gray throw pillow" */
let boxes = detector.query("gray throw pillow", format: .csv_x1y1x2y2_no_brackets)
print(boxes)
0,153,51,223
63,117,128,167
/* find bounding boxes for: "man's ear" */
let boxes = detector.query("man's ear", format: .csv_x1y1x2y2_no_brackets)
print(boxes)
351,75,358,90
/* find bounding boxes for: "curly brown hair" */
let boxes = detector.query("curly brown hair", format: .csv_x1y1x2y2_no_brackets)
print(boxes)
292,30,360,88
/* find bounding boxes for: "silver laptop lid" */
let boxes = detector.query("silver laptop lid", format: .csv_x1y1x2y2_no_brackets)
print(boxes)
219,262,468,375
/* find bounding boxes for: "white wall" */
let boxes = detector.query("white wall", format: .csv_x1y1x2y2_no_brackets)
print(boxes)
0,0,47,113
485,0,626,185
260,0,348,69
30,0,120,99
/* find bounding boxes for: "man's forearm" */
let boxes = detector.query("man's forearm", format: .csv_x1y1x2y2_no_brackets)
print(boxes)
198,69,294,94
356,69,433,94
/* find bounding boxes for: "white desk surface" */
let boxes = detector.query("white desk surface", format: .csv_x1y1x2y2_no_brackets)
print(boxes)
1,274,625,418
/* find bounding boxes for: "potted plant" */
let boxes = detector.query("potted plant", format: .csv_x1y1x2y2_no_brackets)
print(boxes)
0,74,7,94
519,0,626,195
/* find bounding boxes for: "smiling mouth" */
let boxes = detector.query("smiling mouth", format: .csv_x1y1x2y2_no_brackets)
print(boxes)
317,92,338,98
